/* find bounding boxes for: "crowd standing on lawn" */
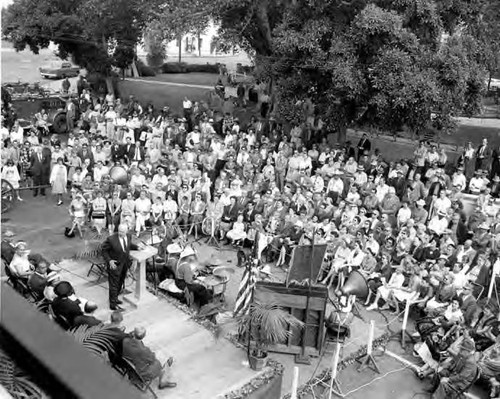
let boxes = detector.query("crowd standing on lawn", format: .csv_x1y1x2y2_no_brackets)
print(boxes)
3,80,500,398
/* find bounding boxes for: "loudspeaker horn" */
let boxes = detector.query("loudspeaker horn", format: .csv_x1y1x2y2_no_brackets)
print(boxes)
340,270,369,300
109,166,128,185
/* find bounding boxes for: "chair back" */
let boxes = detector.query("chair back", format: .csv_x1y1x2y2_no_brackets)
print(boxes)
48,304,71,330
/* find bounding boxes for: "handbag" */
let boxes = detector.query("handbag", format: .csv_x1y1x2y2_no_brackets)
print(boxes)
64,227,76,238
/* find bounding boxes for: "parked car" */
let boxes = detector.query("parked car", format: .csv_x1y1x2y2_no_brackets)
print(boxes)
39,62,80,79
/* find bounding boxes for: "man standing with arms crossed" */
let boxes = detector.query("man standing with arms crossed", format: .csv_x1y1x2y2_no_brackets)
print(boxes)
102,224,140,311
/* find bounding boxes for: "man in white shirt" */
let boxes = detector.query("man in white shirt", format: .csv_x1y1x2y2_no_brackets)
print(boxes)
327,172,344,203
10,121,24,144
433,190,452,216
93,161,109,182
310,171,324,194
451,167,467,192
152,167,169,188
428,209,449,236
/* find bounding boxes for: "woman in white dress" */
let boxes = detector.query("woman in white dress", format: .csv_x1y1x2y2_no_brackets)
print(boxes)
226,214,247,245
2,159,23,201
91,190,107,234
366,267,406,311
50,157,67,206
121,192,136,230
163,194,179,223
135,189,152,236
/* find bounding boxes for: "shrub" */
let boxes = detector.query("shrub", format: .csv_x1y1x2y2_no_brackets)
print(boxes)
185,63,220,73
136,59,156,77
161,62,188,73
161,62,219,74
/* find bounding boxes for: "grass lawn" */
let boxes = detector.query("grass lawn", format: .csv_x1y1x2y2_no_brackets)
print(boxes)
452,124,500,147
130,73,219,87
117,79,211,114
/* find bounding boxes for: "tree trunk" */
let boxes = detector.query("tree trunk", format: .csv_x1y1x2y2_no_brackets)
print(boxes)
105,77,114,96
488,72,492,91
178,35,182,63
198,33,201,57
337,124,347,144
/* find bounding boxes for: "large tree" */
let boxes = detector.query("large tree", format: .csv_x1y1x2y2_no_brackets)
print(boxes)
211,0,496,141
2,0,151,79
149,0,211,63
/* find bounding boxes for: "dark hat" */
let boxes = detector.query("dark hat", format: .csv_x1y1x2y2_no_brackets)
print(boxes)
54,281,73,297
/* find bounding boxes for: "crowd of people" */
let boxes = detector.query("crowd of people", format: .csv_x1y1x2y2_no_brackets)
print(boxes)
2,79,500,398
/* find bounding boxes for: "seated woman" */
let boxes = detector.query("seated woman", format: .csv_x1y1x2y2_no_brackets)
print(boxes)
415,297,464,341
361,253,394,306
150,196,164,236
471,305,500,351
91,190,107,235
226,214,247,246
386,266,423,314
424,274,457,315
188,192,206,238
219,196,239,240
366,266,405,311
8,241,35,279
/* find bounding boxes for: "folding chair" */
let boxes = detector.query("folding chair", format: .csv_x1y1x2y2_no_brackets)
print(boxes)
113,356,158,399
87,258,107,280
48,305,72,330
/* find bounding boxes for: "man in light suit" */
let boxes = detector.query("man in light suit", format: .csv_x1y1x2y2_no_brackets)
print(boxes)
102,224,139,310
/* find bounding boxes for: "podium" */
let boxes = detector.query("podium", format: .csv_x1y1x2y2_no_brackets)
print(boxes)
124,246,158,308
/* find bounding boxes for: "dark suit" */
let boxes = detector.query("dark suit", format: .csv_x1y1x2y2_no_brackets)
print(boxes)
221,204,239,223
27,272,48,300
461,295,477,327
77,149,94,167
30,150,51,195
122,337,162,382
124,144,136,162
52,297,101,328
101,233,138,306
111,145,125,162
475,145,491,171
357,137,371,160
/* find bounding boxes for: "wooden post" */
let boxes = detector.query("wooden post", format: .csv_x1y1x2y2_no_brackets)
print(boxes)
296,228,316,365
356,320,380,373
290,367,299,399
401,300,411,349
488,259,500,300
328,342,343,398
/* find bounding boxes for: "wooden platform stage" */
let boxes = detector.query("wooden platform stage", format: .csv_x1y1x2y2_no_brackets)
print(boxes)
58,258,258,399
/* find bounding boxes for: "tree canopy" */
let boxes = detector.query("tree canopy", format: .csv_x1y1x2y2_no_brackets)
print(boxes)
211,0,497,139
2,0,152,74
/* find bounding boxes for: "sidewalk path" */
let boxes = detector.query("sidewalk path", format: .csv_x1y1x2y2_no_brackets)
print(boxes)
127,77,213,90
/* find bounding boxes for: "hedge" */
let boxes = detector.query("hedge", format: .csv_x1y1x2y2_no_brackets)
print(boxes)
161,62,219,74
136,60,156,77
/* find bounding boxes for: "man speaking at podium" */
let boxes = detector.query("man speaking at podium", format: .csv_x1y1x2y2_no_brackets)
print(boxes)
102,224,139,311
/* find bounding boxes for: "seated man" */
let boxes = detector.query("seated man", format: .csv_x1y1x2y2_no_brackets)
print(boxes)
429,337,478,398
28,261,58,301
51,281,102,328
106,311,129,362
175,253,212,307
122,327,176,390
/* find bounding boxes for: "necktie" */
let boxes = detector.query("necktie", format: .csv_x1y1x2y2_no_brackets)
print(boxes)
121,237,127,251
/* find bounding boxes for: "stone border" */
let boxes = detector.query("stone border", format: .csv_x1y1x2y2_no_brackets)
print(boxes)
222,359,284,399
282,332,391,399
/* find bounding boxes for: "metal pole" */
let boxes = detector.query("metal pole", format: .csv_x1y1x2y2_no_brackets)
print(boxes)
328,342,341,399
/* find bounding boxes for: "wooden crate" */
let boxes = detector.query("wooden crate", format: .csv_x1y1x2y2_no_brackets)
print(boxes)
253,281,328,357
